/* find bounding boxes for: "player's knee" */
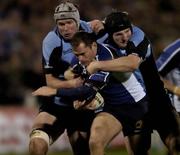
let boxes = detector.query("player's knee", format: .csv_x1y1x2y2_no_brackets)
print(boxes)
89,133,103,150
29,138,48,155
89,124,108,150
29,129,51,155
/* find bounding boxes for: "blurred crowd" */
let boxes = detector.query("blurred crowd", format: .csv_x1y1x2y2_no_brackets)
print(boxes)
0,0,179,105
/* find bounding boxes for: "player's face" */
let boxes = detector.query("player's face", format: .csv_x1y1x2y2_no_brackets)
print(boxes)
112,28,132,48
57,19,78,40
73,42,97,66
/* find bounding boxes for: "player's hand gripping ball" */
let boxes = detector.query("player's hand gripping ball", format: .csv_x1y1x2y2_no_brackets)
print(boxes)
73,92,104,110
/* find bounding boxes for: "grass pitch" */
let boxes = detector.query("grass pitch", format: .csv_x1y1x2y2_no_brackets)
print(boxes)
1,148,166,155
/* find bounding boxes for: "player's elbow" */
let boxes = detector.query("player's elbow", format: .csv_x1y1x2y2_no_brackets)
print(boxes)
128,63,139,71
127,55,141,71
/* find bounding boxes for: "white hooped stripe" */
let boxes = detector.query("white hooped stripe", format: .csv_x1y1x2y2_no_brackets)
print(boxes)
30,130,52,146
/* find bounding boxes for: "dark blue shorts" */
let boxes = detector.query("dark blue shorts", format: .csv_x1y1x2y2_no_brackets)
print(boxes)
38,100,95,140
102,96,150,136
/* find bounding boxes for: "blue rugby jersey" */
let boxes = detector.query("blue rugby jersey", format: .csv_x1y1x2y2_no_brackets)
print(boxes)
62,43,146,105
42,20,93,106
123,26,171,104
156,39,180,111
156,39,180,83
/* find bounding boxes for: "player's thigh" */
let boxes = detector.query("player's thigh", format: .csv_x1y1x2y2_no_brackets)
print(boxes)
90,112,122,145
31,111,65,143
31,112,56,129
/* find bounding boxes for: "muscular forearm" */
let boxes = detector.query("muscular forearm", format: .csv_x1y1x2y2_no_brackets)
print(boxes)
99,59,134,72
88,54,141,73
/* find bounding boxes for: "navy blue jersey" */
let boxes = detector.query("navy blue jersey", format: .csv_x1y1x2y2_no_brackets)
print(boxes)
156,39,180,81
58,43,146,105
156,39,180,112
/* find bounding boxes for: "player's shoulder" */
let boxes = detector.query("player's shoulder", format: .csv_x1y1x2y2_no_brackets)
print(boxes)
96,43,114,60
170,38,180,46
130,25,146,46
132,26,144,34
43,28,61,46
79,20,92,33
163,38,180,53
43,27,59,40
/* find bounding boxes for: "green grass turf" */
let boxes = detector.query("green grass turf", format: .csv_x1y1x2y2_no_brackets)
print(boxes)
48,149,166,155
0,148,167,155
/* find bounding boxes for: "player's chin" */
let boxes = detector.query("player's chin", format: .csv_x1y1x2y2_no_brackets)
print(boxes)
63,34,73,40
119,43,128,48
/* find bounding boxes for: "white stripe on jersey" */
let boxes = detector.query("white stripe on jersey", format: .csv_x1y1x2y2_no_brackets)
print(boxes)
158,47,180,72
163,39,180,51
122,73,146,102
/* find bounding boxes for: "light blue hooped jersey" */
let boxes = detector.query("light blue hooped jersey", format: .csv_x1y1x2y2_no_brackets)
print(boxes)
42,20,93,106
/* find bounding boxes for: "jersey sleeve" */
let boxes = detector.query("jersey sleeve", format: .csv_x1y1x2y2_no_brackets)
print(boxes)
84,44,113,89
80,20,93,33
56,84,97,101
57,43,113,101
42,31,62,75
156,39,180,76
127,26,152,60
42,31,72,78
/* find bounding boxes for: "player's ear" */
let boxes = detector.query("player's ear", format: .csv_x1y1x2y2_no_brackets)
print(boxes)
91,42,97,49
91,42,97,55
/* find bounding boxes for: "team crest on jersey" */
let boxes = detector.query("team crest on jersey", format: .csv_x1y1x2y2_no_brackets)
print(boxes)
135,120,143,129
134,120,143,134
